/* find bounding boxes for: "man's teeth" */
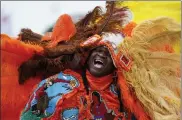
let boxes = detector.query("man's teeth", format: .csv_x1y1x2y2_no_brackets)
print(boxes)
95,59,103,64
95,64,102,68
94,59,104,68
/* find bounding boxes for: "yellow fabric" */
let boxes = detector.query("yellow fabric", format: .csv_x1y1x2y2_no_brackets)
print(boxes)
123,1,180,23
123,1,181,53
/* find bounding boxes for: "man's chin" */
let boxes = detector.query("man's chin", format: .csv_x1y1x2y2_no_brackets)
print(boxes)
88,68,104,77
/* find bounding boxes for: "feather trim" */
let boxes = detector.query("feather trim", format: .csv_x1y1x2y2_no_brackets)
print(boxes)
18,28,43,42
1,34,43,58
120,17,181,120
76,6,102,28
117,72,150,120
97,1,129,33
1,34,42,119
48,14,76,47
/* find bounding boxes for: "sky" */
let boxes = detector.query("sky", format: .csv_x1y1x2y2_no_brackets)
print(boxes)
2,1,180,37
1,1,106,37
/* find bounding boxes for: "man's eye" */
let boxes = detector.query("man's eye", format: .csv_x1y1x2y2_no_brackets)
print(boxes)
97,50,102,52
96,49,104,52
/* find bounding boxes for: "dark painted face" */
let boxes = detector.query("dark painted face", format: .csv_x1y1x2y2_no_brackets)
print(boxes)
87,46,115,77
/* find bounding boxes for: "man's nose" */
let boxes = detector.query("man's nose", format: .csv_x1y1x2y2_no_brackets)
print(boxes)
97,52,107,59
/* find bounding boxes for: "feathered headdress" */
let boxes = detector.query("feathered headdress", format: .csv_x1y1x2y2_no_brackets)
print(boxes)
77,2,181,120
121,17,181,120
17,1,134,83
1,1,180,120
80,17,180,120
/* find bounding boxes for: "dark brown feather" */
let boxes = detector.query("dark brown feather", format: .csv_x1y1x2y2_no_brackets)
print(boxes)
98,1,115,34
98,1,129,33
18,1,130,84
44,45,76,58
18,28,50,46
18,28,42,41
18,54,74,84
76,6,102,28
71,6,103,41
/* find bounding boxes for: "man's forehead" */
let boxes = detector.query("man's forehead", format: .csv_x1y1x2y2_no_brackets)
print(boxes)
90,45,109,53
94,46,108,50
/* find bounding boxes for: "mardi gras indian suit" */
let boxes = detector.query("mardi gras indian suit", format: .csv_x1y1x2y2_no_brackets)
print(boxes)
1,1,180,120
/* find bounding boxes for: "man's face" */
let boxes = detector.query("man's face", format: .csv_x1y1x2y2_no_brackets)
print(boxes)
87,46,115,77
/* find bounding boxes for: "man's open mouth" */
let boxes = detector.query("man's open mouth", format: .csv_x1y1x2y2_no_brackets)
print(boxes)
93,59,104,68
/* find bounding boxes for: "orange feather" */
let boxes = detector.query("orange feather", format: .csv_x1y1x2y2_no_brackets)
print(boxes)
1,34,43,119
117,72,151,120
47,14,76,48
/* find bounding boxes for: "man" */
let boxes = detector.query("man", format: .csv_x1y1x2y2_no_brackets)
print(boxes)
1,1,180,120
20,39,139,119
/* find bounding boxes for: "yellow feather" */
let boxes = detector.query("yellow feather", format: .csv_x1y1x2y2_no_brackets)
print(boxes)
120,17,181,120
130,17,181,53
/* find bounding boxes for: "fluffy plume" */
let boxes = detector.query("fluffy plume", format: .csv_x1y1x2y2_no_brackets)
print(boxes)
97,1,129,33
76,6,103,28
73,1,129,40
17,1,130,84
120,17,181,120
18,54,72,84
18,28,50,46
